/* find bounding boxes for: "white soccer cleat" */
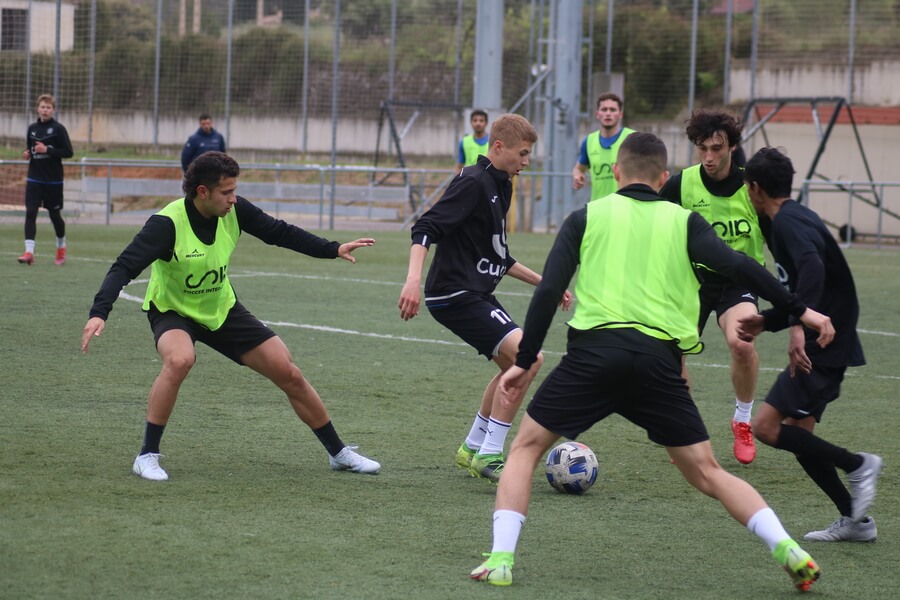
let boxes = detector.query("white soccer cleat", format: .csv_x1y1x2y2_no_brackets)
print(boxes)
132,453,169,481
847,452,882,521
329,445,381,474
803,516,876,542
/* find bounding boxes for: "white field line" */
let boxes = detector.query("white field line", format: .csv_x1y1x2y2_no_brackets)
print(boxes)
110,270,899,381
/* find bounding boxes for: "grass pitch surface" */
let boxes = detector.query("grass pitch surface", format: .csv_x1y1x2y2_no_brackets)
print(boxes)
1,222,897,599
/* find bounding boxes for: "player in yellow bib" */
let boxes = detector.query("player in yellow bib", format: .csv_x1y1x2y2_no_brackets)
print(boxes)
660,110,764,465
456,109,490,174
471,133,830,593
82,152,381,481
572,92,635,201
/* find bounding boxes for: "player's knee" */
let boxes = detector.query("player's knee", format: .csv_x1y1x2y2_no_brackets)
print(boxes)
751,414,779,446
729,337,757,363
508,435,547,465
163,353,195,378
683,462,721,497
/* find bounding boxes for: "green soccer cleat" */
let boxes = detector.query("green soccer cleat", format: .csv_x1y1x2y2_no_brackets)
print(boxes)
470,551,514,586
470,452,504,482
774,540,820,593
456,443,477,471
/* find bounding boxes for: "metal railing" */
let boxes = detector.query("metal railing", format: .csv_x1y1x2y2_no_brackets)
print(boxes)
800,179,900,248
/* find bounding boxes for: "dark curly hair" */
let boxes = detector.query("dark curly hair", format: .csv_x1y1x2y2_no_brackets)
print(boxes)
685,109,742,148
182,151,240,200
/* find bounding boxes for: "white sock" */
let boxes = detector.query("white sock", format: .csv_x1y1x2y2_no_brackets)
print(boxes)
464,412,489,451
733,399,754,423
747,507,790,552
25,239,35,254
492,509,526,553
480,417,511,455
57,236,66,249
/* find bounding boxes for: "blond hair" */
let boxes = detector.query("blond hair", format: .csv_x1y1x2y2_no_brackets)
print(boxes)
488,114,538,147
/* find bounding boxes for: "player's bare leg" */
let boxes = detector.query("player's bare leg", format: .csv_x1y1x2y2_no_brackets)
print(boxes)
719,302,759,464
241,335,331,428
134,329,196,481
242,336,380,474
668,441,820,591
146,329,196,425
471,330,543,481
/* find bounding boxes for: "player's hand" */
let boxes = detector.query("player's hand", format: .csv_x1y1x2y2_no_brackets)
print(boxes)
559,289,574,311
798,308,834,348
787,325,812,377
81,317,106,353
572,171,585,190
337,238,375,263
498,365,532,409
498,356,543,409
398,280,421,321
736,313,765,342
33,141,47,154
22,149,31,159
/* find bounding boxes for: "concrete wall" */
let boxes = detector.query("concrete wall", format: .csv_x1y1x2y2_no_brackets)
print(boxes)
1,111,461,159
729,60,900,106
3,110,897,238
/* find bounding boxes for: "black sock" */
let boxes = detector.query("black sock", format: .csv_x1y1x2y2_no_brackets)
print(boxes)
795,454,853,517
312,421,344,457
775,424,863,473
140,421,166,455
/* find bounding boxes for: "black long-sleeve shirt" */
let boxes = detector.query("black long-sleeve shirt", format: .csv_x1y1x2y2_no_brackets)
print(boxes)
515,184,807,369
410,155,517,296
26,118,73,183
758,200,864,367
89,196,340,320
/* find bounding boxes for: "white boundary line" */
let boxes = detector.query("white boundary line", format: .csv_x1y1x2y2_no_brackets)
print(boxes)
111,270,900,381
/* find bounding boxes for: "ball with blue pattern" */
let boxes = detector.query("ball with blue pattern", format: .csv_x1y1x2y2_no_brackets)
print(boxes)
545,441,599,495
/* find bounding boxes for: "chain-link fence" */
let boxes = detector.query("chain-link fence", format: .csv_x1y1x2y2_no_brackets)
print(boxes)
3,1,896,148
0,0,897,232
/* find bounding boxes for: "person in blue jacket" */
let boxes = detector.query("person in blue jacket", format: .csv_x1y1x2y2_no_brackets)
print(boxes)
181,113,227,172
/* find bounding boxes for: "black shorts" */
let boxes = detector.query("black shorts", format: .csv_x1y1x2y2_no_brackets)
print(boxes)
25,181,64,210
425,291,519,358
698,282,758,334
526,328,709,447
764,364,846,422
147,301,277,365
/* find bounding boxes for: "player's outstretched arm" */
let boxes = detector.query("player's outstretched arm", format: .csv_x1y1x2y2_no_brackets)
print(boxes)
337,238,375,263
81,317,106,353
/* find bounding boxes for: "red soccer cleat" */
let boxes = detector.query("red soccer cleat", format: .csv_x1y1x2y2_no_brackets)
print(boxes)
17,251,34,265
732,420,756,464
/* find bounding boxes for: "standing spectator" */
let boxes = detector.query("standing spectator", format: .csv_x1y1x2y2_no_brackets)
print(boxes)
181,113,227,173
740,147,882,542
659,109,763,464
571,92,635,201
81,152,380,481
19,94,73,266
399,114,572,483
470,133,831,592
456,109,490,174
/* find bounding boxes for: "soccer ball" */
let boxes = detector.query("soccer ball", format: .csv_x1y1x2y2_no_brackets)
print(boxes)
545,441,598,495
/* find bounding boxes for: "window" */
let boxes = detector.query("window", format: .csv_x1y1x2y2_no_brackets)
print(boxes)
1,8,28,52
